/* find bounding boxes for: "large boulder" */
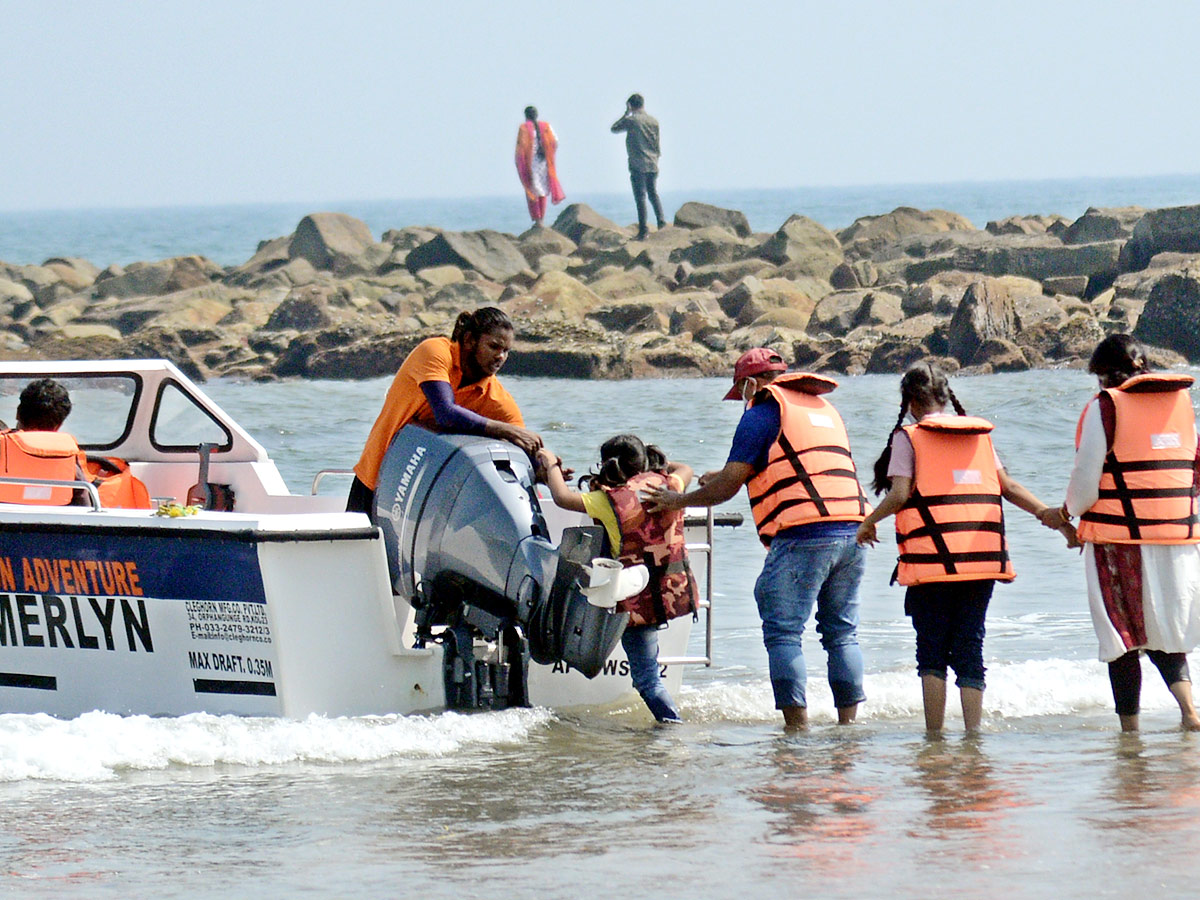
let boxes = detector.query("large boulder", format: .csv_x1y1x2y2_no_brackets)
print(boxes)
551,203,628,244
517,224,577,266
1121,205,1200,272
41,257,100,291
807,291,869,337
1133,269,1200,361
681,258,774,289
586,295,675,333
986,214,1069,237
753,215,843,278
264,284,344,331
288,212,378,275
947,278,1020,365
405,230,531,283
92,256,222,299
504,271,604,322
382,225,442,251
667,226,748,267
718,276,816,328
953,237,1123,288
80,284,242,335
1063,206,1146,245
838,207,976,260
587,268,664,300
672,202,751,237
226,236,293,286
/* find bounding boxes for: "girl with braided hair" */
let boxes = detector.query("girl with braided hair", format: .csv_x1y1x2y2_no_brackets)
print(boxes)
538,434,697,723
856,362,1074,732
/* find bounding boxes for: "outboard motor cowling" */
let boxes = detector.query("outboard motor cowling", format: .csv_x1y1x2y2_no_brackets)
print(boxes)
373,426,628,708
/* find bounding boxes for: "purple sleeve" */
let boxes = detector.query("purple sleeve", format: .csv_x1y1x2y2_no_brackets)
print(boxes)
420,381,490,434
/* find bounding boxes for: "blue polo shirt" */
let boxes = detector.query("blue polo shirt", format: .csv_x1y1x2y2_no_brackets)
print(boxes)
727,395,859,541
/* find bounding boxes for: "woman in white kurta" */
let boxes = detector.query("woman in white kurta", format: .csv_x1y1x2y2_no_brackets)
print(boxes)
1046,334,1200,731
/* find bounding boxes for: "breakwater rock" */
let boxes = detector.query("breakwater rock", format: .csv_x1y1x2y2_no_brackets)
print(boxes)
3,202,1200,382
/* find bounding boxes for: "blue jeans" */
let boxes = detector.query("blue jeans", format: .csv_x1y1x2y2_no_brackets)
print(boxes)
622,625,679,722
753,530,866,710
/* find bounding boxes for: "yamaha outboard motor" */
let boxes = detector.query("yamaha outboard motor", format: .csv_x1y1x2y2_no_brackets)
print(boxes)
373,426,628,710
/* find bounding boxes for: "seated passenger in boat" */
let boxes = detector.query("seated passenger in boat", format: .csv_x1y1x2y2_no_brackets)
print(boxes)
348,307,543,517
0,378,86,505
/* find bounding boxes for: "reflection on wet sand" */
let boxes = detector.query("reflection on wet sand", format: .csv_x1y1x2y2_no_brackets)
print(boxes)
904,736,1029,865
1090,733,1200,838
748,737,881,874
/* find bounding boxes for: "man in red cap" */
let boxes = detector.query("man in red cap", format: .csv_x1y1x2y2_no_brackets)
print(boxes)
646,348,871,730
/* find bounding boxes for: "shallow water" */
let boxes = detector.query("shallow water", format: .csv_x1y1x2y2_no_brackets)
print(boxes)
3,370,1199,897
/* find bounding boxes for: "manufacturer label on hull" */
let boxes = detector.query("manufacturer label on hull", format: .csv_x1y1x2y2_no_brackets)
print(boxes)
0,531,280,715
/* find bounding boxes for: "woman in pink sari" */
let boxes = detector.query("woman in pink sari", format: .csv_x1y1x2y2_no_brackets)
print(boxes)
515,106,565,225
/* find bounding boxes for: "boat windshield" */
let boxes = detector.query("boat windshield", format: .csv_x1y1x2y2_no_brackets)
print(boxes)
0,373,139,450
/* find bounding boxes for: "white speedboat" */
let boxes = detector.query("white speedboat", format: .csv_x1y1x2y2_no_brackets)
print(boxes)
0,360,732,718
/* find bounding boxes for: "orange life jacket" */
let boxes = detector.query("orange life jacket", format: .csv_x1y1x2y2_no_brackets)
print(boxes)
894,416,1015,586
602,471,698,627
745,373,870,544
1075,373,1200,544
84,456,153,509
0,430,84,506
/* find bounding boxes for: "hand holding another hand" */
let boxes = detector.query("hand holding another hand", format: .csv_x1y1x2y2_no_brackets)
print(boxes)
1036,506,1069,529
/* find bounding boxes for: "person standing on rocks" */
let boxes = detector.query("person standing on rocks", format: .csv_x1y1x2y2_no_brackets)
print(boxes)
611,93,665,240
644,348,871,731
515,106,565,226
346,307,542,518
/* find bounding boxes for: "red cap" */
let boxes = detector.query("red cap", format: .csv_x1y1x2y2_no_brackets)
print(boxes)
723,348,787,400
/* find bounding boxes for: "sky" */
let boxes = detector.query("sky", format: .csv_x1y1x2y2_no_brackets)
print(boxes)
2,0,1199,212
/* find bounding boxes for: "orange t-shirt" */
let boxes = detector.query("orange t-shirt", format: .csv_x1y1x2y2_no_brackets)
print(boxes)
353,336,525,489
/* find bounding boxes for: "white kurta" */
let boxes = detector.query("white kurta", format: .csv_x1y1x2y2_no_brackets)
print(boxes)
1067,398,1200,661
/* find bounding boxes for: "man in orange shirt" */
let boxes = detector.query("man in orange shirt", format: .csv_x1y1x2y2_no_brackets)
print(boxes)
347,307,542,516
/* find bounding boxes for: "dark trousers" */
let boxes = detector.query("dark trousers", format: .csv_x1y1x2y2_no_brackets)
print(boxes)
630,170,665,233
905,580,994,691
346,475,375,520
1108,649,1191,716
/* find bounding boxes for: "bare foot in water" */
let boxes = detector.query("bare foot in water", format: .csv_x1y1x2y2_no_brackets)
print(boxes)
782,706,808,732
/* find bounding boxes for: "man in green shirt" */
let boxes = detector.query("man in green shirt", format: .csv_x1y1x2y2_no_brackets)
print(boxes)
611,93,665,240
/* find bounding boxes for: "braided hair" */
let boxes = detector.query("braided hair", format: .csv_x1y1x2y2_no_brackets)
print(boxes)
451,307,513,344
524,105,545,159
870,361,965,495
582,433,667,489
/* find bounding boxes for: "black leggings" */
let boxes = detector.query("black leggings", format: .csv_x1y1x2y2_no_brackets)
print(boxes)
1108,650,1191,716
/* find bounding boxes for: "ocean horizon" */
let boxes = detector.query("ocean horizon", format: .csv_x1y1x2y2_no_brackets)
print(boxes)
2,172,1200,270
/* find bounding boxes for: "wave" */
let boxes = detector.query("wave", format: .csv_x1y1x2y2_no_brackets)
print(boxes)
679,657,1182,724
0,706,553,783
1,657,1189,782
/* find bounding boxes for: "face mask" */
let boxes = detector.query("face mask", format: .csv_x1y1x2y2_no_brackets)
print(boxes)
741,378,757,409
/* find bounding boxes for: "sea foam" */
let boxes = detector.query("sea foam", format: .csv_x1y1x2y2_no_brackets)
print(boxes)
0,706,554,783
678,656,1183,724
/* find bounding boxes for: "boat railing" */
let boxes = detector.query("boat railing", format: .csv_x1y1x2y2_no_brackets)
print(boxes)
310,468,355,495
659,509,742,669
0,477,103,512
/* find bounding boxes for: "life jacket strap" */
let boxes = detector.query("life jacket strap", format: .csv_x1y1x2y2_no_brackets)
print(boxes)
777,432,830,517
903,488,960,575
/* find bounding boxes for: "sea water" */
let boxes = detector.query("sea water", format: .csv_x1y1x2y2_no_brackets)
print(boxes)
3,173,1200,268
2,371,1199,898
